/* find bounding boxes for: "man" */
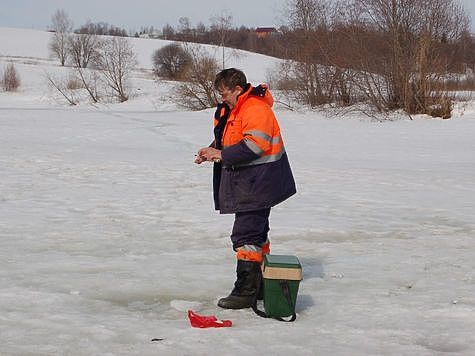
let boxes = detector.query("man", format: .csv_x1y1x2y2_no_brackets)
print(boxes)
195,68,296,309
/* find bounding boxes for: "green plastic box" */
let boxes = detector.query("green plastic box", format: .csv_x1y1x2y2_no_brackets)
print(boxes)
262,254,302,318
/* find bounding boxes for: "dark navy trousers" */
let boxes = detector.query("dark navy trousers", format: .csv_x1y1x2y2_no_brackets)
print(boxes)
230,208,271,250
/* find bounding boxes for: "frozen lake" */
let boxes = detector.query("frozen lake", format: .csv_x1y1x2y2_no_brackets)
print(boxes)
1,106,474,355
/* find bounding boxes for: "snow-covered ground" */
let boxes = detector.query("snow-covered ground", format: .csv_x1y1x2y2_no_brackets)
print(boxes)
1,27,475,356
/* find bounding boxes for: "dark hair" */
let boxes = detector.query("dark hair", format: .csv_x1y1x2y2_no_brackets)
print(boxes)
214,68,247,90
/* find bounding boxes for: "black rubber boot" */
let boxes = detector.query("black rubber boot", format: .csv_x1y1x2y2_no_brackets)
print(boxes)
218,260,261,309
257,267,264,300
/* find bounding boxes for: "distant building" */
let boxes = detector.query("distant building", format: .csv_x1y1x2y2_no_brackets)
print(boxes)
138,30,161,39
255,27,278,39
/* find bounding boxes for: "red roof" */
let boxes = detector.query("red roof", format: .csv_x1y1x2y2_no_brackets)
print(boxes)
255,27,277,33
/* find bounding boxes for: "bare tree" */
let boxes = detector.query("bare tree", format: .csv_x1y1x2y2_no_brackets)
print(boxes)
285,0,330,31
66,28,102,103
49,9,73,66
174,44,219,110
210,11,233,69
178,17,192,41
2,62,20,91
162,24,175,40
67,31,101,68
276,0,338,107
94,37,137,102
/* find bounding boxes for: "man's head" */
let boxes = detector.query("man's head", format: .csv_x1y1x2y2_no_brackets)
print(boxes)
214,68,247,109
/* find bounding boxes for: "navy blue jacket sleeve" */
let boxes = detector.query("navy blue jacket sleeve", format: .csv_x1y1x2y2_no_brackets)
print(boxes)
221,141,260,166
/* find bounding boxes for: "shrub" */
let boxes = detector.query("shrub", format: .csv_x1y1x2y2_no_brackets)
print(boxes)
152,43,191,80
428,96,453,119
2,63,20,91
66,75,84,90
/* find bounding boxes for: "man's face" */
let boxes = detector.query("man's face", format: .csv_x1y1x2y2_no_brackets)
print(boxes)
218,85,242,109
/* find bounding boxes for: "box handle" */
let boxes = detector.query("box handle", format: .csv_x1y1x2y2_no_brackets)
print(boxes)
252,276,297,322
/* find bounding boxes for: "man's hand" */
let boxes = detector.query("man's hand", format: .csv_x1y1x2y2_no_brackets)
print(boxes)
194,147,222,164
194,154,206,164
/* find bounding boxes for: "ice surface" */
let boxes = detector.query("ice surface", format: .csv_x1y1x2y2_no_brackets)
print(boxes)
1,27,474,356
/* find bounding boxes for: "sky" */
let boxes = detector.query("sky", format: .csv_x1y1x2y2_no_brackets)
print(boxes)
0,0,474,32
0,0,283,31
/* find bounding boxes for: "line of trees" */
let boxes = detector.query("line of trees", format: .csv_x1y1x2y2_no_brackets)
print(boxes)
46,2,474,117
269,0,473,118
150,1,474,117
151,17,283,60
148,6,475,74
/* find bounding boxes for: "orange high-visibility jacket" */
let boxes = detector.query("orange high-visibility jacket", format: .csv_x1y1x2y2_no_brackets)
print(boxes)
213,85,296,213
219,85,284,167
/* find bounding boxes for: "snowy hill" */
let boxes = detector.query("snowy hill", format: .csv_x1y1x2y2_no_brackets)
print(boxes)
1,27,475,356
